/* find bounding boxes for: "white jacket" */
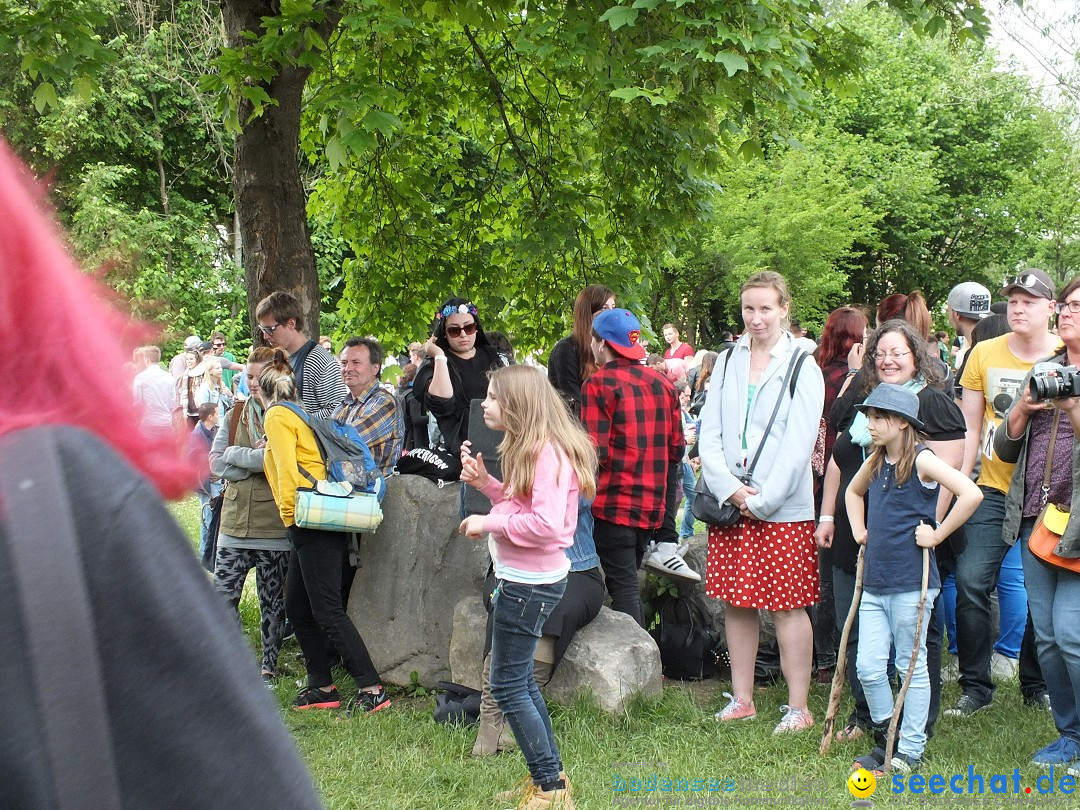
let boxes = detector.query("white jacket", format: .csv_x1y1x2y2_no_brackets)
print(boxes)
698,331,824,522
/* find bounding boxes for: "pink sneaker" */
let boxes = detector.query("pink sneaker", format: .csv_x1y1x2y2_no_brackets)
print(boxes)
773,705,814,734
714,692,756,721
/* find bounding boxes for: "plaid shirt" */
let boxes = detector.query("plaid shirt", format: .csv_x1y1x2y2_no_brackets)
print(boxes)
580,359,684,529
332,381,404,477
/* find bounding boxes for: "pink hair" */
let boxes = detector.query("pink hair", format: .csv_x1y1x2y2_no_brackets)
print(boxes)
0,139,193,497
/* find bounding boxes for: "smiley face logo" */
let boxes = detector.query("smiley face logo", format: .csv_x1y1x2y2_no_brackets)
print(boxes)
847,767,877,799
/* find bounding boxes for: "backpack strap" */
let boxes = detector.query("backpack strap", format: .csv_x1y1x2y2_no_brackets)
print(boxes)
789,350,810,398
0,430,123,808
226,400,245,446
289,340,316,401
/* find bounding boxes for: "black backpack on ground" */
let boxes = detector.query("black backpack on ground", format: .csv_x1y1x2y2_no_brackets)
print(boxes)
650,595,728,681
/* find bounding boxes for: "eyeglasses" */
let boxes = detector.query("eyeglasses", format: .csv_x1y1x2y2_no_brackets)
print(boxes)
212,342,225,348
1055,300,1080,315
445,322,478,338
873,350,912,361
258,323,281,335
1008,273,1053,298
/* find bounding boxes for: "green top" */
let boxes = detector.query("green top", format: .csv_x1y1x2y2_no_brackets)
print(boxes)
742,383,757,452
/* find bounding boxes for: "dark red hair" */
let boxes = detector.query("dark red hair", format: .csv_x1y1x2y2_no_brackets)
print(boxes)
0,139,192,497
877,291,931,341
817,307,867,368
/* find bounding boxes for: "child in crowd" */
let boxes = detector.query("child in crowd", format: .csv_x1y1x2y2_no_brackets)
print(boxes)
846,383,982,773
187,401,221,571
459,365,597,810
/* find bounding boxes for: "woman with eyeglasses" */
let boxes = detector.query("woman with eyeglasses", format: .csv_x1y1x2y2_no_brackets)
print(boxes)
413,297,511,455
816,319,965,747
995,277,1080,770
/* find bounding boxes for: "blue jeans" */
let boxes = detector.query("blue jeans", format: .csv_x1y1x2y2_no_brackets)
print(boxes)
489,578,568,786
954,488,1015,702
857,588,939,759
679,461,697,539
942,541,1027,657
1020,520,1080,742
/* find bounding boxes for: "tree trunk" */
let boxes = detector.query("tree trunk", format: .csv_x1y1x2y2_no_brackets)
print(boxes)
220,0,342,344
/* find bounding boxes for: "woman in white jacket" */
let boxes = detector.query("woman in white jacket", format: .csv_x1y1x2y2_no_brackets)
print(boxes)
698,271,825,734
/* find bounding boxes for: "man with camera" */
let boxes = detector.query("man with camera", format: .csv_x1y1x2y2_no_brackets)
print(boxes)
950,269,1059,718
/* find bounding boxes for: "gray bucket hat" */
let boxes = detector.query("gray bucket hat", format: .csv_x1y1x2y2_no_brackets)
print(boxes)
856,382,925,431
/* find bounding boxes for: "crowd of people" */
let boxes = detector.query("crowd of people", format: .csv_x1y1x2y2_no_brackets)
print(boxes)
128,267,1080,805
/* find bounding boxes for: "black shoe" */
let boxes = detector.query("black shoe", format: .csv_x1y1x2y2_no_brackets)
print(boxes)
890,752,923,773
293,685,340,710
346,686,391,716
1024,692,1052,711
944,693,990,717
853,747,886,772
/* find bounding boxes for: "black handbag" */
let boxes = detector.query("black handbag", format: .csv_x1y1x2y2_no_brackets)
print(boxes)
432,681,482,726
692,349,806,527
650,596,727,681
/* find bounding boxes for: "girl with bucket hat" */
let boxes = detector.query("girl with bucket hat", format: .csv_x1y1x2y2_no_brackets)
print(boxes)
845,383,983,774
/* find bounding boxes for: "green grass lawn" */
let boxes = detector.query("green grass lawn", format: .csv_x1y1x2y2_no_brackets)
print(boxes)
168,497,1068,809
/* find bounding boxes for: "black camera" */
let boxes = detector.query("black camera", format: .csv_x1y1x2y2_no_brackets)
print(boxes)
1029,363,1080,402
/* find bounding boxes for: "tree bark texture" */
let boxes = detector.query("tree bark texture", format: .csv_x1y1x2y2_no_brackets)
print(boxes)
220,0,342,343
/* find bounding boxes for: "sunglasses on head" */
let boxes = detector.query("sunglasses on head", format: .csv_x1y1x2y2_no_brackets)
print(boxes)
1009,273,1052,298
446,322,478,338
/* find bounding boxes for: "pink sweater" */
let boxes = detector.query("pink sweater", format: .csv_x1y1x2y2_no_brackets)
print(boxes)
479,442,578,580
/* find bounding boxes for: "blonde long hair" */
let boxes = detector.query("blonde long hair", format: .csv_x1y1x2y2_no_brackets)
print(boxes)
488,365,597,500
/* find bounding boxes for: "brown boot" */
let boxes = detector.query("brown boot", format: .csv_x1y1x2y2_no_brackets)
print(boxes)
472,653,504,757
518,776,574,809
495,772,572,805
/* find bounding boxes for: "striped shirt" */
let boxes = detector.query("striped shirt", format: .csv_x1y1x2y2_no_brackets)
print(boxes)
333,382,404,476
289,341,348,419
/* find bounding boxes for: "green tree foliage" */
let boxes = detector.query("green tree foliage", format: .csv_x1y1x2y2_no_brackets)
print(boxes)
0,0,243,350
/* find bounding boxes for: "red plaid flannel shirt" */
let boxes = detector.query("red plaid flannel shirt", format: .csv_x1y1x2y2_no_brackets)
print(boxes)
580,359,684,529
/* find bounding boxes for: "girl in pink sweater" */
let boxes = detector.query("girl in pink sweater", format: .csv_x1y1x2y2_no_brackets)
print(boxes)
460,365,596,809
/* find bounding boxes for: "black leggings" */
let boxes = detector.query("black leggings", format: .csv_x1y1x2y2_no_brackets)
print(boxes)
285,526,380,690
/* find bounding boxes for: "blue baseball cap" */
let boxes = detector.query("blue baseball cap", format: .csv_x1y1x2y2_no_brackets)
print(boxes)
593,308,646,361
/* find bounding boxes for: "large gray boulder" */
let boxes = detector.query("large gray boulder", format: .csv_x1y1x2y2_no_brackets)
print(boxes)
348,475,488,687
450,596,662,714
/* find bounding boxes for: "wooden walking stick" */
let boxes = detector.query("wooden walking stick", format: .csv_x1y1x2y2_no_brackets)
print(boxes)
883,546,931,770
820,544,866,755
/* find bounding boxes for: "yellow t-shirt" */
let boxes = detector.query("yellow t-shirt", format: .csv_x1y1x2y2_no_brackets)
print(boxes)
263,403,327,526
959,334,1030,494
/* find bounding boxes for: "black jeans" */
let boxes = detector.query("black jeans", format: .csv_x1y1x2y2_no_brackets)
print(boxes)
593,517,651,627
285,526,380,690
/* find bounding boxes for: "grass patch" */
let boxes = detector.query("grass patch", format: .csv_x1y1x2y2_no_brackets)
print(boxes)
169,496,1063,808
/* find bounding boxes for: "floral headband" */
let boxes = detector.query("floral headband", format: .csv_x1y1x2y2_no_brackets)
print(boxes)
436,302,479,320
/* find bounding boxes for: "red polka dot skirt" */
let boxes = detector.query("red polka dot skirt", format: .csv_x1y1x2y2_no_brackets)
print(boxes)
705,518,820,610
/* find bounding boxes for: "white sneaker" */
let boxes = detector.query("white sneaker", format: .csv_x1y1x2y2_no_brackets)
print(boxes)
643,542,701,582
991,651,1018,682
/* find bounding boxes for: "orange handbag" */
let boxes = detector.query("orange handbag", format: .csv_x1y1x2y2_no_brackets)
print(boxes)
1029,503,1080,574
1026,416,1080,573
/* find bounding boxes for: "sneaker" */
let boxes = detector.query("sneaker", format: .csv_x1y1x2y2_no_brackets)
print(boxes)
890,752,923,774
643,541,701,582
1025,692,1052,711
944,693,990,717
345,685,391,716
774,705,814,734
991,651,1018,681
293,685,340,710
1068,765,1079,780
714,692,756,721
1032,737,1080,766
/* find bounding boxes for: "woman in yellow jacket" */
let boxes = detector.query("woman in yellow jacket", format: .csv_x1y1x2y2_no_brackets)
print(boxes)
261,352,390,714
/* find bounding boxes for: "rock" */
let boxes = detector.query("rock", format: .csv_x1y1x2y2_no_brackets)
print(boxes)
545,607,663,712
451,597,662,713
348,475,489,688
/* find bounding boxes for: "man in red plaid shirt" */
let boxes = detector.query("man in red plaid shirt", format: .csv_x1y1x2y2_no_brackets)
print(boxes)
581,309,699,628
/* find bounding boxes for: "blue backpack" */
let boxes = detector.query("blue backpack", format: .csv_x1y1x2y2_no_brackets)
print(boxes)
273,401,386,502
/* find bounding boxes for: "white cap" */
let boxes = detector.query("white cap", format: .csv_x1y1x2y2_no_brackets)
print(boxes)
184,335,202,350
946,283,991,320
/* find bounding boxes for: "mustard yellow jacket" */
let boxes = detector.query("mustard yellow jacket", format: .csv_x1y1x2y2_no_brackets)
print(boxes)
263,403,326,526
